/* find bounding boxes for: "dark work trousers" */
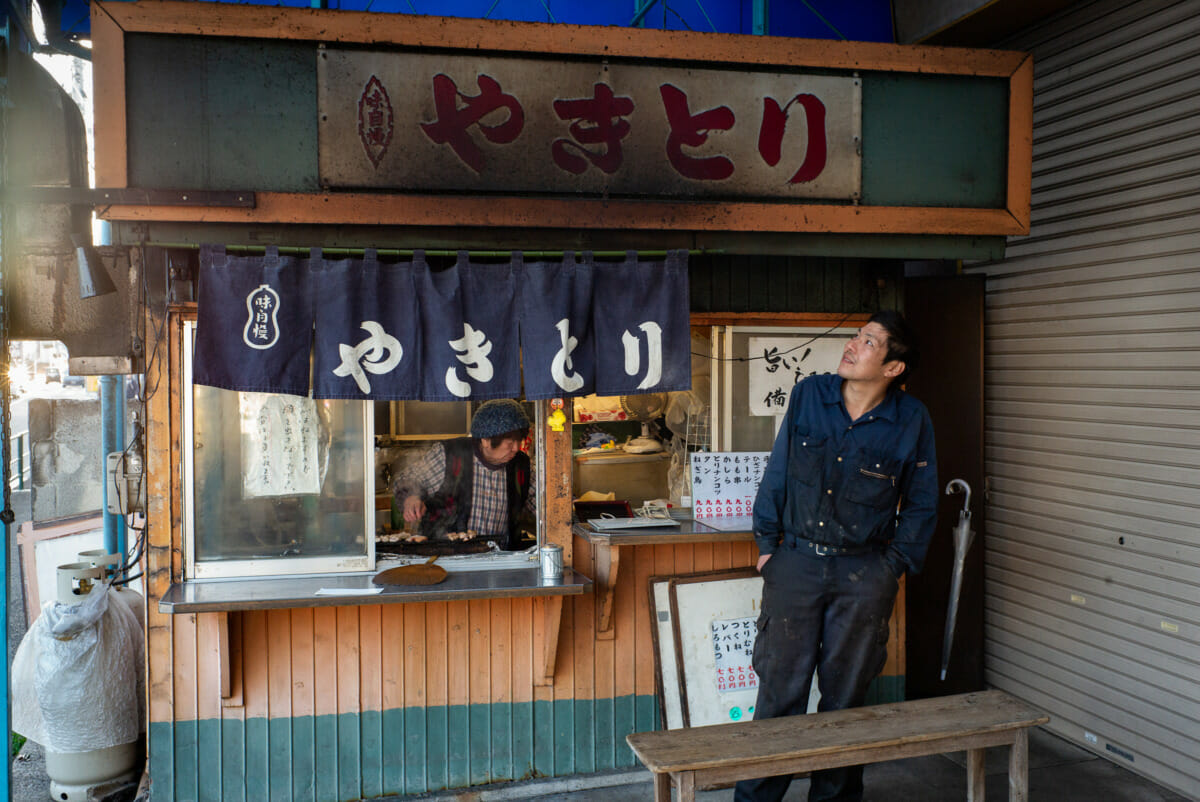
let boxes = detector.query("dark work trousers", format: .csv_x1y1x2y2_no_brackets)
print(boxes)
732,545,900,802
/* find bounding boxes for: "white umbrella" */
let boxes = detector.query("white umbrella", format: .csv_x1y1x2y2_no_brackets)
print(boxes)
940,479,975,681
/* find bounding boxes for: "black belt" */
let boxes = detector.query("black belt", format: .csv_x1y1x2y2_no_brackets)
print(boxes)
784,533,878,557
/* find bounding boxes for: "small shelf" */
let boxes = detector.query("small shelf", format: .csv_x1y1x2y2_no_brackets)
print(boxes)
572,519,756,637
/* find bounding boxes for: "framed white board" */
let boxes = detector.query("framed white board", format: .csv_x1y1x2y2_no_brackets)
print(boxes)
671,570,763,727
649,568,820,730
649,578,685,729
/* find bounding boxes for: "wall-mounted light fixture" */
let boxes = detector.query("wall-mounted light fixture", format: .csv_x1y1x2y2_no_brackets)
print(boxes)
72,232,117,299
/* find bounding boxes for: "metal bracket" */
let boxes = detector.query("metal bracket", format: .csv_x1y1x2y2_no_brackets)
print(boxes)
0,187,256,207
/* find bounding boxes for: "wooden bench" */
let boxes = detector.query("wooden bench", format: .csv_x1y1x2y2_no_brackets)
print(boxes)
626,690,1049,802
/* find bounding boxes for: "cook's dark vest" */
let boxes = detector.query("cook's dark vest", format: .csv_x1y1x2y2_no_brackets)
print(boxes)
419,437,531,548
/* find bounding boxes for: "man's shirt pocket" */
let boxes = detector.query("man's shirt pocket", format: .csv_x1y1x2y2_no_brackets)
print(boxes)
787,433,825,486
845,451,901,510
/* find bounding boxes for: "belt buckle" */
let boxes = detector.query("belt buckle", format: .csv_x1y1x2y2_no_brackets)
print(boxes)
813,543,831,556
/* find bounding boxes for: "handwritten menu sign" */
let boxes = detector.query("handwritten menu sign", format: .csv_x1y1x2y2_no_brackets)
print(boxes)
747,334,851,416
711,616,759,693
690,452,770,519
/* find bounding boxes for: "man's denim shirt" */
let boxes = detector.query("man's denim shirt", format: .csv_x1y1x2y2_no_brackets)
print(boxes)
752,374,939,576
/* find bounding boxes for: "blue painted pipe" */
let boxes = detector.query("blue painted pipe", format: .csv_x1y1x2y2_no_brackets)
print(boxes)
100,375,126,566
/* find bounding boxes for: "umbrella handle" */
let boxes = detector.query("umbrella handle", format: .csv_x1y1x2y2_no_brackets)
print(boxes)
945,478,971,516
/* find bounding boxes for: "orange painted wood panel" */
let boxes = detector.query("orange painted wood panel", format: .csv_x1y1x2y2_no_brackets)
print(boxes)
242,611,270,718
446,601,470,707
312,607,340,717
424,603,448,708
147,312,178,726
290,607,316,718
510,597,534,705
90,2,126,188
545,402,575,561
712,541,733,570
545,594,572,697
489,599,512,705
195,612,224,719
266,609,293,719
633,545,657,698
403,604,427,708
611,545,637,700
572,545,596,702
171,613,198,722
1007,56,1034,233
359,605,383,714
336,606,361,714
468,599,492,706
380,605,405,711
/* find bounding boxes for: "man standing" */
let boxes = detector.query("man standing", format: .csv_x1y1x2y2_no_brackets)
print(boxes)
735,310,938,802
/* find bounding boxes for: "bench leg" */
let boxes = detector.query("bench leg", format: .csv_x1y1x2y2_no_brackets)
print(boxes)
677,770,695,802
653,771,671,802
1009,728,1030,802
967,748,986,801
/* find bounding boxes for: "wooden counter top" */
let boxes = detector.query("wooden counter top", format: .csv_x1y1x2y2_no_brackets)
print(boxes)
159,566,591,613
572,519,755,545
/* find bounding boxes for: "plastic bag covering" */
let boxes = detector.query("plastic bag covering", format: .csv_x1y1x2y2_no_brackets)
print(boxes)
11,584,146,752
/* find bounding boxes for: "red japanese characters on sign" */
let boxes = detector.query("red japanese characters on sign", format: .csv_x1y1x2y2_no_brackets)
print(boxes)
552,83,634,175
319,50,861,200
420,74,525,174
357,75,394,169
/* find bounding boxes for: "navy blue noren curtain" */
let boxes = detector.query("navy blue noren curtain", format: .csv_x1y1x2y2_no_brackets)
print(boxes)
194,245,313,397
194,247,690,401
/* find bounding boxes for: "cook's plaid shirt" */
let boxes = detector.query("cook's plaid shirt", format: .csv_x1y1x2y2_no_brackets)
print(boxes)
393,442,535,537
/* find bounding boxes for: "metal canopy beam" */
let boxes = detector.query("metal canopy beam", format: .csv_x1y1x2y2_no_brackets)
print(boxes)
0,187,256,207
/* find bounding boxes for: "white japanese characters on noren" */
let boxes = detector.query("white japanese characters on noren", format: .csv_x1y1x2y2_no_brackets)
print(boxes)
243,284,281,350
445,322,494,397
332,320,403,394
551,318,584,392
622,321,663,390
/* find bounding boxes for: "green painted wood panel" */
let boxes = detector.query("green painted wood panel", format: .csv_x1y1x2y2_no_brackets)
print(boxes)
689,254,903,314
220,719,245,802
381,708,405,795
489,700,513,783
337,711,362,801
173,720,198,802
292,715,317,802
245,717,269,801
861,74,1008,208
360,710,384,798
268,716,292,801
198,719,222,802
123,35,1009,211
446,704,469,788
313,713,338,801
125,35,318,192
152,691,913,798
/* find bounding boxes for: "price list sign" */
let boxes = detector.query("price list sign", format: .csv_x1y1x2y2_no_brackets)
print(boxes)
711,616,759,693
690,452,770,519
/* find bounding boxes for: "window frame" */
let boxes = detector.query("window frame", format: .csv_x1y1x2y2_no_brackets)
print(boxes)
182,320,377,579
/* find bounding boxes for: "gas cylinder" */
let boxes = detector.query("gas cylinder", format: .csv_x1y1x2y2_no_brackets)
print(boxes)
41,562,142,802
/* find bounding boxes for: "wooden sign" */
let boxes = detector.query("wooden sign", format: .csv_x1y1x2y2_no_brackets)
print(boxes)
319,48,861,200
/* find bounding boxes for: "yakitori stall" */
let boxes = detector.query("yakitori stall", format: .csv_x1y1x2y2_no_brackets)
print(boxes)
88,2,1030,797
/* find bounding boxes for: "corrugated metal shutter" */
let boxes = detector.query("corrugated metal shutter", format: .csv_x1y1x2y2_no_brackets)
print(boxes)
966,0,1200,797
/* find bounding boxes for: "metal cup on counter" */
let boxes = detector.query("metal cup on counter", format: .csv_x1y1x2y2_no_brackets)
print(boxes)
540,544,563,583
